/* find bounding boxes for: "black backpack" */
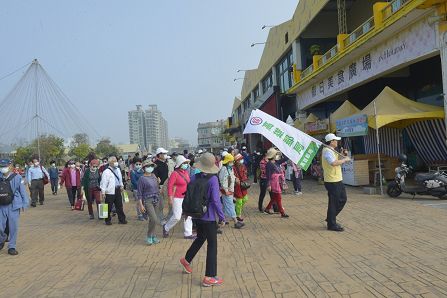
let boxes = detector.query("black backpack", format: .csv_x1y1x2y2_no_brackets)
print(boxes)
0,174,17,206
182,174,213,218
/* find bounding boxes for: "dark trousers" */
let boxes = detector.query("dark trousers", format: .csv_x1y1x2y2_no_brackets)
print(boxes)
4,218,8,239
253,166,258,183
30,179,45,204
185,220,217,277
292,176,302,192
258,178,268,211
324,182,347,228
50,178,58,194
105,189,126,223
67,186,82,207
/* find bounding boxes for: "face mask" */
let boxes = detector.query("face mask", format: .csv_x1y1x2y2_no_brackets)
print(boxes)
15,166,19,169
51,164,56,167
113,162,119,168
91,167,98,172
180,164,189,170
145,167,154,173
275,156,281,161
1,167,9,174
70,164,75,168
239,160,244,164
34,162,40,166
135,165,142,170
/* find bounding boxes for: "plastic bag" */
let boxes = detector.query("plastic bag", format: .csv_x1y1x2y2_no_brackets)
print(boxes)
123,191,129,203
98,204,108,218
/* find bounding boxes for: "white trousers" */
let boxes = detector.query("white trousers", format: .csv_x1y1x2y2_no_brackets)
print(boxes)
164,198,192,236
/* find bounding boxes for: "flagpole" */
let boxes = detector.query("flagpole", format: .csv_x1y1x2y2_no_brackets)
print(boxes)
373,100,384,196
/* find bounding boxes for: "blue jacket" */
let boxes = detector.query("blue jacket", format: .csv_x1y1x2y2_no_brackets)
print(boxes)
130,169,144,190
49,167,59,179
0,173,29,210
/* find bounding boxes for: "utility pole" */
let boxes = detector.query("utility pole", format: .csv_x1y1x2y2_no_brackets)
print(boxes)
33,59,41,161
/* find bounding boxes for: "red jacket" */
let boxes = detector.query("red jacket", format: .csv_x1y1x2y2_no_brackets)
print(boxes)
234,164,248,198
60,168,81,187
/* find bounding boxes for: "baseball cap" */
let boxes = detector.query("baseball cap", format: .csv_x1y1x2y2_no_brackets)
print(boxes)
325,133,341,142
0,159,12,167
156,148,168,155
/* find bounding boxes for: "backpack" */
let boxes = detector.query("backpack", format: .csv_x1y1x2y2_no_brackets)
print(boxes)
182,174,213,218
0,174,17,206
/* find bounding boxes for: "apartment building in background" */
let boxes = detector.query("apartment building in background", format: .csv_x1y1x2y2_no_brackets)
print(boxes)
128,104,169,152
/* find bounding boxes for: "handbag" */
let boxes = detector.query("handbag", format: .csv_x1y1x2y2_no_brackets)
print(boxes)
40,165,49,185
235,165,251,190
74,198,85,211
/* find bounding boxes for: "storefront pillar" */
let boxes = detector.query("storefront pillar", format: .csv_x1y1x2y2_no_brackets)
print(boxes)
438,4,447,145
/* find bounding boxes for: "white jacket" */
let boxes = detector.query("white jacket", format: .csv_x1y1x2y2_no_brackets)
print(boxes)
100,167,123,195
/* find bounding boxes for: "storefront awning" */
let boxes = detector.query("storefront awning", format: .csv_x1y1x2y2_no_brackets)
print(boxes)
359,87,444,129
329,100,360,133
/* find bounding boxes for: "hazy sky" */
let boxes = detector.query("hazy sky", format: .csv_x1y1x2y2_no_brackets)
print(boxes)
0,0,297,145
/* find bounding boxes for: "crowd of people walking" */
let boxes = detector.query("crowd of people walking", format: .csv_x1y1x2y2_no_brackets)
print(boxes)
0,132,351,287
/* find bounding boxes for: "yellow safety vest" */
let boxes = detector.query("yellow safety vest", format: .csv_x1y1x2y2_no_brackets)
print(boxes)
321,147,342,183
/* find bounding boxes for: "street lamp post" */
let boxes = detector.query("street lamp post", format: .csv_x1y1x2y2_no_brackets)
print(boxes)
251,42,266,47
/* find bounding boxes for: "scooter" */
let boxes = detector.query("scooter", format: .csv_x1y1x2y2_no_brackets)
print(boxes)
387,154,447,199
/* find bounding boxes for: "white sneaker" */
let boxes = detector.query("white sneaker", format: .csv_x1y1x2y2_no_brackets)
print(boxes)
295,191,303,196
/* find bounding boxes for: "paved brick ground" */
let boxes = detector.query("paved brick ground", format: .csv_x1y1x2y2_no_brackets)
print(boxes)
1,180,447,297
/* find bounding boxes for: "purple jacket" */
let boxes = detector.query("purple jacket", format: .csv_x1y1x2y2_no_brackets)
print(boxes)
191,173,225,222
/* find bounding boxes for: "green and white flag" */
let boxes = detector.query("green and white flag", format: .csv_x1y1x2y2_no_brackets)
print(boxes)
243,109,323,171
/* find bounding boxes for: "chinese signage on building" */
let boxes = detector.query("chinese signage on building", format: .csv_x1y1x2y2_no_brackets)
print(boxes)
297,18,437,109
336,114,368,137
304,119,330,135
243,109,322,170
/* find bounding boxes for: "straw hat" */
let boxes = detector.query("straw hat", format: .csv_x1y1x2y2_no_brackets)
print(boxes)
266,148,278,160
175,155,190,168
142,160,156,168
194,152,219,174
222,153,235,165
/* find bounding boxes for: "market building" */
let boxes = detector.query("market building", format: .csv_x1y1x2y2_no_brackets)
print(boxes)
227,0,447,183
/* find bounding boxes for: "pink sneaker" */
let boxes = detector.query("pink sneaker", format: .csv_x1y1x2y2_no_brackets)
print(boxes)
180,258,192,274
202,276,223,287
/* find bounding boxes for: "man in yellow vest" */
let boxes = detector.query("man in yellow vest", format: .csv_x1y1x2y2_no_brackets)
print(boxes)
321,133,351,232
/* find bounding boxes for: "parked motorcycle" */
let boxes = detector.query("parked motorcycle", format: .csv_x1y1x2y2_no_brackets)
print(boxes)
387,154,447,199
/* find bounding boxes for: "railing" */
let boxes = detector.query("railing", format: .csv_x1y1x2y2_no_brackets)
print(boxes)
317,45,338,68
343,17,375,48
301,64,314,80
382,0,411,20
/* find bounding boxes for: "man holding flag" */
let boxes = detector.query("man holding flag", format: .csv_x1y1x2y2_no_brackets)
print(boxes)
322,133,351,232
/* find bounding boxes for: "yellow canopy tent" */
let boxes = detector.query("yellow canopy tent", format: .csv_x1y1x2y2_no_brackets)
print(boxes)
329,100,360,132
294,113,319,131
360,87,444,129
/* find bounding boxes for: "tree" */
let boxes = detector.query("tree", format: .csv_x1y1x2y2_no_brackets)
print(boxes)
95,138,120,158
71,144,91,161
31,135,65,164
70,133,89,148
14,135,65,165
14,146,34,165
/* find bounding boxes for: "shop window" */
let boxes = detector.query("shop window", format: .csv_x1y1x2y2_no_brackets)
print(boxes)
276,50,293,93
262,72,273,93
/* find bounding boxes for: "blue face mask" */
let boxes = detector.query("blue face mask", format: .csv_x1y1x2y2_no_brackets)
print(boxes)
180,164,189,170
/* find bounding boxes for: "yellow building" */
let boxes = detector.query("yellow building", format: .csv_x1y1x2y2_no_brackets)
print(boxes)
229,0,447,166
